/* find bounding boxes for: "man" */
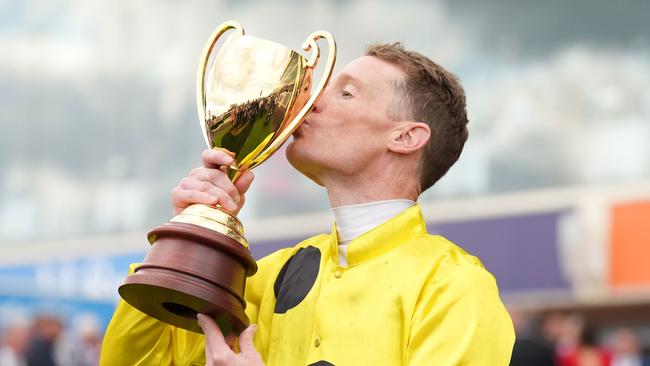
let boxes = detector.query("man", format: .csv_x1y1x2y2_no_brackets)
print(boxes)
0,316,30,366
101,43,515,365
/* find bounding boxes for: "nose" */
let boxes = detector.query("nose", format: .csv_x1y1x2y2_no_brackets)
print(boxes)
312,101,322,113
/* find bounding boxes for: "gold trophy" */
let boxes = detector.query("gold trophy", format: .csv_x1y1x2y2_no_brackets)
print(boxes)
119,20,336,334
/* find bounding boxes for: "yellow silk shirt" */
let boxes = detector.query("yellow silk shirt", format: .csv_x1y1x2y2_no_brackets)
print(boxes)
101,205,515,365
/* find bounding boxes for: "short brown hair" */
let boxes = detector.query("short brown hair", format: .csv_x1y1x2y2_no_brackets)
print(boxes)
366,43,468,192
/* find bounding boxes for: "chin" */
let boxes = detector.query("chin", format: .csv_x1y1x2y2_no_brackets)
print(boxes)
285,142,325,186
285,140,301,164
285,141,309,174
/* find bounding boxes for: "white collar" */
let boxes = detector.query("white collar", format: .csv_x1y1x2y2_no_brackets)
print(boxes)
331,199,416,244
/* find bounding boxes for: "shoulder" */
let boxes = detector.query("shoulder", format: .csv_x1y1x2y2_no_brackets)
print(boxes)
407,235,513,337
400,233,501,300
402,233,490,276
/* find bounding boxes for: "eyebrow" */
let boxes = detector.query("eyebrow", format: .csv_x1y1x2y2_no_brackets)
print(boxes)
338,73,363,87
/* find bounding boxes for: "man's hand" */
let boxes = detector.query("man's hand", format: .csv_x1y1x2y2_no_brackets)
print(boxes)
197,314,264,366
172,148,254,216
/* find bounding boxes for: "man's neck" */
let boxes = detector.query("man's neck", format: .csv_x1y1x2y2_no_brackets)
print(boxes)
322,170,420,208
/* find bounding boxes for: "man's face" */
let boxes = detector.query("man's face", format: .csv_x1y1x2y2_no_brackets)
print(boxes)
286,56,405,184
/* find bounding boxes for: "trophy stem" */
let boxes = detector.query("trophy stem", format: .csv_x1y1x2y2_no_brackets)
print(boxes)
228,165,242,182
170,204,248,248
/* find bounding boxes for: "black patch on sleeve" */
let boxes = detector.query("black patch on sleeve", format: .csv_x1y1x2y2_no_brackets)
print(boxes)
307,361,335,366
273,246,321,314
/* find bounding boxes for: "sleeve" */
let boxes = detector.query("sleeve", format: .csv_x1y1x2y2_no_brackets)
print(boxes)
244,247,292,362
100,263,175,366
100,248,292,366
405,264,515,366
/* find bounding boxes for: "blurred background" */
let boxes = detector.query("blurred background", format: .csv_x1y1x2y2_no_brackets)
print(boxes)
1,0,649,365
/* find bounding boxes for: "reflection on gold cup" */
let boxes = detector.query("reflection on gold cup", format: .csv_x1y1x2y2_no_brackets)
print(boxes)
118,20,336,334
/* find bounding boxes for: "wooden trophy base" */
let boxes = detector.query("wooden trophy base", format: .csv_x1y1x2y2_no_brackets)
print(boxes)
119,221,257,335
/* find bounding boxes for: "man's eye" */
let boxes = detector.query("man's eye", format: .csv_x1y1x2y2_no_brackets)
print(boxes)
342,90,353,97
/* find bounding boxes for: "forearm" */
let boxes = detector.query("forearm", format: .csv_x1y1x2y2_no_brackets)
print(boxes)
100,264,174,365
100,298,175,365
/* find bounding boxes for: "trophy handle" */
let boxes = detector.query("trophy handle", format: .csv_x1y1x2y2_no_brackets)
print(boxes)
255,30,337,159
196,20,245,150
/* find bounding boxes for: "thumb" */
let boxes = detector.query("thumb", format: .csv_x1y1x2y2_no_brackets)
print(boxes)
234,171,255,195
238,324,258,356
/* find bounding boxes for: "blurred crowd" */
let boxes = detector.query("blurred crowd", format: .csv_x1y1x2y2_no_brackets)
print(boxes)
510,310,650,366
0,313,101,366
2,308,649,365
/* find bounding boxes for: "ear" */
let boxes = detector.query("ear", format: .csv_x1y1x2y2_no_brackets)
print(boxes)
387,121,431,154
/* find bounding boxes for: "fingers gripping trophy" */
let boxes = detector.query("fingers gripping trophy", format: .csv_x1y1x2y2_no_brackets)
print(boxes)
119,20,336,335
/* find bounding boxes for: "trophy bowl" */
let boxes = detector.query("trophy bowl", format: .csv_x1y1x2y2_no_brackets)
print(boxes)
118,20,336,335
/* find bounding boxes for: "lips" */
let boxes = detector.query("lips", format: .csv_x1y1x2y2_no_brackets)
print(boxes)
293,120,309,137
